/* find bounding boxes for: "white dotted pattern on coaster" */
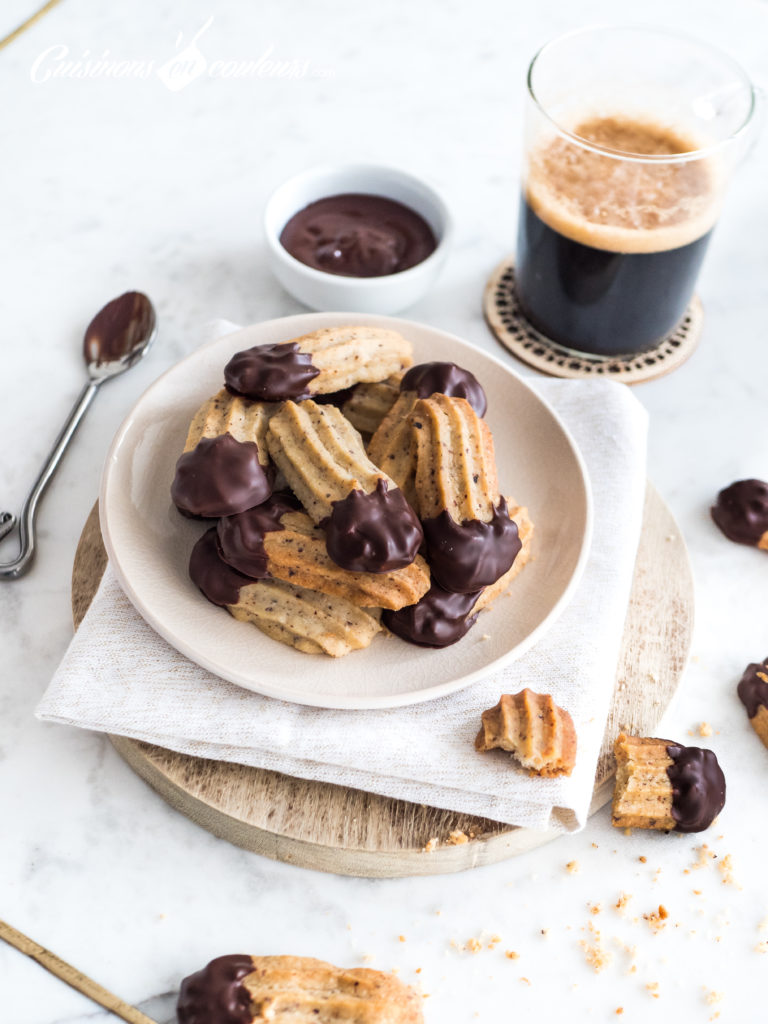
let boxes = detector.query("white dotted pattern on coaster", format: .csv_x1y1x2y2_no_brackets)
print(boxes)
483,257,703,385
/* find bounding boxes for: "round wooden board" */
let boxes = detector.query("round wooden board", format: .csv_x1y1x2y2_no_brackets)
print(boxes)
71,485,693,877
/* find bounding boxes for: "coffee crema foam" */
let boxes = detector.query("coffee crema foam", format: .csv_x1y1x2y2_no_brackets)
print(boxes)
526,116,720,254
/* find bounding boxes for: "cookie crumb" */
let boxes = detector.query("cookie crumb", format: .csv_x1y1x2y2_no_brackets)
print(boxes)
615,892,632,914
616,1010,624,1016
755,942,768,954
566,860,579,874
446,829,469,846
588,902,602,916
580,921,612,973
399,935,406,943
505,951,520,960
643,905,669,933
646,982,660,999
423,838,439,853
692,844,717,870
717,853,739,887
520,977,531,985
698,722,713,737
703,989,723,1006
638,855,647,863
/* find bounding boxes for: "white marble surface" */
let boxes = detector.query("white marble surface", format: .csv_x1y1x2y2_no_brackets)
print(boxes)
1,1,767,1021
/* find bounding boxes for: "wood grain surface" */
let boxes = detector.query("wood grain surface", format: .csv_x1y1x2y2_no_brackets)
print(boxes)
71,485,693,877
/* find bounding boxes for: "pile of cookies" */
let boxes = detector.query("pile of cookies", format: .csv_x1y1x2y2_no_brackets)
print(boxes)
171,326,533,658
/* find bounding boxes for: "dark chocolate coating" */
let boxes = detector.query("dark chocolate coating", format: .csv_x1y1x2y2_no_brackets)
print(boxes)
737,658,768,719
324,478,423,573
177,954,254,1024
217,492,300,578
421,498,521,594
188,529,253,607
665,744,726,833
383,582,481,648
279,193,437,278
171,434,273,518
401,361,487,416
224,341,319,401
711,478,768,546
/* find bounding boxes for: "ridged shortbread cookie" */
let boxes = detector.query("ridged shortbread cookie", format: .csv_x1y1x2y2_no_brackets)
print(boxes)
612,733,726,833
218,498,430,610
341,373,403,436
410,394,520,592
367,362,487,509
266,400,422,573
224,326,413,402
383,501,533,647
475,689,576,777
189,529,381,657
177,954,424,1024
170,389,275,518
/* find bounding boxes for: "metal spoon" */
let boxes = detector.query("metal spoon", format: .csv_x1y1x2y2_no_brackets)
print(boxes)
0,292,157,580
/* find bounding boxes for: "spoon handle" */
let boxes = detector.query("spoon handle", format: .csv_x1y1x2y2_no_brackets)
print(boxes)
0,379,101,581
0,918,161,1024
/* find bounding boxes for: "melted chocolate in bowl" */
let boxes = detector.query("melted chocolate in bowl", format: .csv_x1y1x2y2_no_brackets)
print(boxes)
516,116,719,356
280,193,437,277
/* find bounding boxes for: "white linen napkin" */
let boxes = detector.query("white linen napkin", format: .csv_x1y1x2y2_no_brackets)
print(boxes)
37,359,647,833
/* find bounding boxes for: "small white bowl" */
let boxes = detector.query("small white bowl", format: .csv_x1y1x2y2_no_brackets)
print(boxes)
263,163,453,314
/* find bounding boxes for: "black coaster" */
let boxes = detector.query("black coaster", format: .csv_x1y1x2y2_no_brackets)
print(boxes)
483,257,703,384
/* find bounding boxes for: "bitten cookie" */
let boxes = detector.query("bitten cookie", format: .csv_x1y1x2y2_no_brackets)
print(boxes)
475,689,576,777
224,326,413,402
266,399,422,573
711,478,768,549
612,733,726,833
737,657,768,749
177,954,424,1024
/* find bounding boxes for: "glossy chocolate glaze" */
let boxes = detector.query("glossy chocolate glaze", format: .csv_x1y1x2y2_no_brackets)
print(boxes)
665,744,726,833
217,492,300,577
400,361,487,416
383,582,481,647
422,498,521,594
177,953,254,1024
224,341,319,401
324,477,423,573
189,529,253,607
171,435,273,518
737,658,768,718
711,478,768,545
83,291,154,365
279,193,437,277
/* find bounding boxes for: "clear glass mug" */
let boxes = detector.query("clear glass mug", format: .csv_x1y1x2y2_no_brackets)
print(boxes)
514,26,759,358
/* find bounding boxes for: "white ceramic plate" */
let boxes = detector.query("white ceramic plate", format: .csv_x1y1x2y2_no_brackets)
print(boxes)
100,312,592,709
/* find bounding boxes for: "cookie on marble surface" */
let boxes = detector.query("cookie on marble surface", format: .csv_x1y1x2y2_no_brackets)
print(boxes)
611,733,726,833
737,657,768,749
177,953,424,1024
711,478,768,549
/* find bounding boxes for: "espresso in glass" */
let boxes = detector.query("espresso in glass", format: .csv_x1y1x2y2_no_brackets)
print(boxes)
516,115,719,356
